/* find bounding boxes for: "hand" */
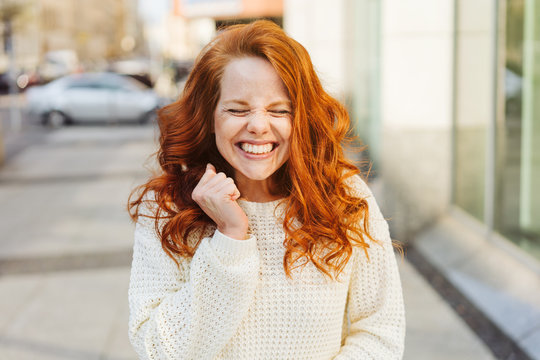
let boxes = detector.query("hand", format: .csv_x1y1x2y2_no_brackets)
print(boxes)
191,164,249,240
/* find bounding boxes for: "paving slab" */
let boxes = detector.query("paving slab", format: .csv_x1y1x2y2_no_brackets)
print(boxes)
399,258,495,360
0,124,504,359
415,213,540,359
0,267,135,360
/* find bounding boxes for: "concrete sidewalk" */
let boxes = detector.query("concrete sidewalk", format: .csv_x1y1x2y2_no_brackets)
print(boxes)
0,125,495,359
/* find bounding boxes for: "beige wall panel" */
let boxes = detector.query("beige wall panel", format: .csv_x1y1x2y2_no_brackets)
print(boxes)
457,0,494,33
382,36,453,129
241,0,283,17
455,35,495,128
384,0,454,34
379,0,454,240
284,0,347,99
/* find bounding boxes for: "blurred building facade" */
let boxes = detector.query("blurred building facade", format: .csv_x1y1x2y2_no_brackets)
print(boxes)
176,0,282,20
149,0,282,96
162,0,283,61
0,0,144,77
1,0,538,355
285,0,539,357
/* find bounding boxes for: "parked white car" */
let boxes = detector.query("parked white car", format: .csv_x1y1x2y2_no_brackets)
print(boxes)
26,72,162,127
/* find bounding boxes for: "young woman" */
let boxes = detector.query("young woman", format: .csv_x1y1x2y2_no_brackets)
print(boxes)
128,20,405,359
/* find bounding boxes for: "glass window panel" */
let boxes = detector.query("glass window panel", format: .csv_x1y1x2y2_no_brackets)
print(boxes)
453,0,495,221
348,0,380,171
520,0,540,249
495,0,523,246
496,0,540,259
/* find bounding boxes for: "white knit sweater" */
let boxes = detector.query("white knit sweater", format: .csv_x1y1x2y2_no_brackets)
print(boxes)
128,175,405,359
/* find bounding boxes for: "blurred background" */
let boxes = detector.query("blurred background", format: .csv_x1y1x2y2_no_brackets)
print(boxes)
0,0,539,359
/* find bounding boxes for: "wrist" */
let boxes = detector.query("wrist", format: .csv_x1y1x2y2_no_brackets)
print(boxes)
218,225,248,240
210,230,258,261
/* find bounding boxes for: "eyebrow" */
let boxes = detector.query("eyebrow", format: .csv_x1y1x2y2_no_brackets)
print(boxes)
222,100,292,107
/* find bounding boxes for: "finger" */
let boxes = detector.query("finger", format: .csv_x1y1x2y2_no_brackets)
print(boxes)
214,178,238,195
230,188,241,201
193,172,228,203
218,181,241,201
197,163,217,186
204,172,228,190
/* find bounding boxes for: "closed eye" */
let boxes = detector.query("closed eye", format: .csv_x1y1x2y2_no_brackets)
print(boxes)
227,109,250,116
269,110,291,116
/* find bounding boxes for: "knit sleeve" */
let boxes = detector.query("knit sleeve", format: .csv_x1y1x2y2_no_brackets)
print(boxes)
128,205,260,360
335,176,405,359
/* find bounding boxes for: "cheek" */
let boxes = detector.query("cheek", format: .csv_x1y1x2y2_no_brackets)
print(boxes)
214,115,239,150
214,132,230,156
213,116,226,155
279,119,292,143
213,114,227,139
277,121,292,160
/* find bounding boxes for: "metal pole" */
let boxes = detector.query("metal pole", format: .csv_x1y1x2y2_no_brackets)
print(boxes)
4,17,22,132
0,107,4,165
450,0,458,206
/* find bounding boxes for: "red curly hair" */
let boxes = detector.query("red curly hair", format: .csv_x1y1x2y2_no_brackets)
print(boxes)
128,20,375,279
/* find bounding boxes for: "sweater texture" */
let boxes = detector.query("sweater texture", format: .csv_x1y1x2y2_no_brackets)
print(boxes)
128,175,405,359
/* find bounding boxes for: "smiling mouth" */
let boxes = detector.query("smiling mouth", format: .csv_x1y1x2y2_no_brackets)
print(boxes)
237,142,277,155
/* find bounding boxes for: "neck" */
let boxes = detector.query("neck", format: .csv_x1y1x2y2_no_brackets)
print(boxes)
235,176,282,202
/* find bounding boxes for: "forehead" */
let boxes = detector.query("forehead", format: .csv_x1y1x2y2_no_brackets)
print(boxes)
219,57,289,101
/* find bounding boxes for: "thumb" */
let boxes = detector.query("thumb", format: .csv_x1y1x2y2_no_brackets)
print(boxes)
206,163,216,174
230,188,241,201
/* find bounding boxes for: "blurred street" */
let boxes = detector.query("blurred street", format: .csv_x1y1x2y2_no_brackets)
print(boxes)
0,94,51,162
0,114,156,359
0,104,496,359
0,0,538,359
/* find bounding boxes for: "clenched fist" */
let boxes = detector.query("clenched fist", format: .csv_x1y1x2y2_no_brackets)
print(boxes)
191,163,249,240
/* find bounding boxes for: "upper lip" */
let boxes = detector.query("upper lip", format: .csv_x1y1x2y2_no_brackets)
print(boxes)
237,140,278,145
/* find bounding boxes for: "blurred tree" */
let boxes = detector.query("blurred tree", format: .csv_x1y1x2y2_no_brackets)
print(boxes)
1,0,28,55
0,0,29,163
506,0,524,75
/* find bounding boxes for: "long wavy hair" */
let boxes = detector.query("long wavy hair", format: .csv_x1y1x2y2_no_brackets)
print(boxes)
128,20,376,279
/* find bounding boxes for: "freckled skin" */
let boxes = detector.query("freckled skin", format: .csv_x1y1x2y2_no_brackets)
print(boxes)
192,57,292,239
213,57,292,200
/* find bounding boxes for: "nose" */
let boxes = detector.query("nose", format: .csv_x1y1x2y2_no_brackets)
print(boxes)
246,110,270,134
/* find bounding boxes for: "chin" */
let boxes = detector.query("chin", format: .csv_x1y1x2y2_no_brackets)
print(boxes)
241,170,275,181
235,166,279,181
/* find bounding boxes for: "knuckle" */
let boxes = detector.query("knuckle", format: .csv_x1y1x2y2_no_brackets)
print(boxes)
191,189,201,201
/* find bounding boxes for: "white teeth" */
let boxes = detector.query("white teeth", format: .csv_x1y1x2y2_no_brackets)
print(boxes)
240,143,273,154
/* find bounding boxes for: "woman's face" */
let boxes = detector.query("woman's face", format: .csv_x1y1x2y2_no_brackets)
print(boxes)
214,56,292,185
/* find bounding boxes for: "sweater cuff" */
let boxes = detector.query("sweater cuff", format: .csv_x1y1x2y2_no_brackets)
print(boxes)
209,229,257,260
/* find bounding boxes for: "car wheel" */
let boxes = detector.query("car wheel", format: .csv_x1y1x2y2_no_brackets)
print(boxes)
140,110,157,124
46,111,67,128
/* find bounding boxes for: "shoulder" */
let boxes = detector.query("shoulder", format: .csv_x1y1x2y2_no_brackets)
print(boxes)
133,190,160,235
132,191,184,265
133,190,174,235
133,189,209,251
138,190,157,213
133,190,158,225
136,190,177,220
344,174,393,245
343,173,375,200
